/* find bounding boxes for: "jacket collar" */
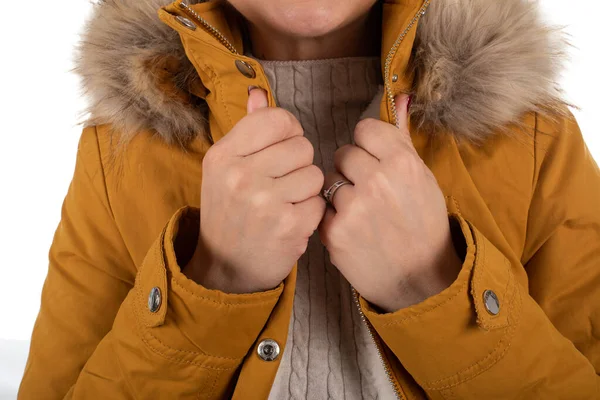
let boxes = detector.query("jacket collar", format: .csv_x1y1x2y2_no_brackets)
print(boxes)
75,0,568,146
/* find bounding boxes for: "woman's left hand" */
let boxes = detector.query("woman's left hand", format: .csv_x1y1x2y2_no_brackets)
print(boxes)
319,94,463,313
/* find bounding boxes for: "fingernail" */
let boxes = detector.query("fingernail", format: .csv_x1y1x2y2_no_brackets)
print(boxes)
248,85,258,95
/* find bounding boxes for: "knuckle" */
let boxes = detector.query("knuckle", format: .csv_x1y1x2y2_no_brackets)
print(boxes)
270,108,300,135
249,189,271,210
203,145,224,168
297,199,324,236
301,137,315,161
334,144,352,161
366,169,389,194
224,165,247,192
307,165,325,191
293,136,314,164
355,118,379,137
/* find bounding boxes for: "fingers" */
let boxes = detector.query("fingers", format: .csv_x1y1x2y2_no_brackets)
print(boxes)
333,144,378,184
322,170,355,211
293,195,327,236
353,118,402,161
353,93,413,161
394,93,411,132
317,205,336,248
248,135,314,178
247,87,269,114
274,164,324,203
217,88,304,157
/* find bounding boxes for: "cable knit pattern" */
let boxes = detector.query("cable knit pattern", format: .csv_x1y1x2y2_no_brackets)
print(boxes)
251,56,398,400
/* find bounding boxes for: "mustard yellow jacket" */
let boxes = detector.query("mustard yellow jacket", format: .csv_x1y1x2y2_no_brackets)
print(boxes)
19,0,600,399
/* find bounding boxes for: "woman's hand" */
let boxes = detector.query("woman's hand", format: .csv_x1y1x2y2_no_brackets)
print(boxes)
184,88,326,294
318,94,463,312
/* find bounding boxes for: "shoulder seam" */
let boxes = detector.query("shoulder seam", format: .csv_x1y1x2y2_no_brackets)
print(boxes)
85,125,117,221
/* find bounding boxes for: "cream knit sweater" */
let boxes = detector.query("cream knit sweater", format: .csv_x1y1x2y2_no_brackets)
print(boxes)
251,56,398,400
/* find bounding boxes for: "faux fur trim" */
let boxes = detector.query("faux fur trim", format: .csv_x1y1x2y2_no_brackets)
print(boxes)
75,0,207,146
75,0,568,146
409,0,568,143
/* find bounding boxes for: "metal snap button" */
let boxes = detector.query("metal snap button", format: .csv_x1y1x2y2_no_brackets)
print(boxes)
257,339,280,361
483,290,500,315
148,287,162,313
175,15,196,31
392,74,399,83
235,60,256,79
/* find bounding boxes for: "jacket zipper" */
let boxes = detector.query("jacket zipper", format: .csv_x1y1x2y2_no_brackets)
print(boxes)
178,1,239,54
351,286,405,399
384,0,431,127
175,1,430,397
349,3,431,399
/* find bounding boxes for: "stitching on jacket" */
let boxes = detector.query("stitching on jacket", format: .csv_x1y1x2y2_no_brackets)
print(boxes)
470,230,486,323
188,45,235,130
205,370,221,399
447,196,463,217
131,253,242,366
477,257,512,330
90,126,117,221
426,282,521,390
135,230,162,327
141,227,168,327
131,215,272,364
171,275,281,306
451,194,513,330
471,227,513,330
131,280,240,369
144,323,240,361
135,272,242,361
424,266,522,390
153,228,168,325
439,386,455,400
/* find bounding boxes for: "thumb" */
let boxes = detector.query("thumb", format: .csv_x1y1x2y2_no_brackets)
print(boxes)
247,86,269,114
393,93,411,131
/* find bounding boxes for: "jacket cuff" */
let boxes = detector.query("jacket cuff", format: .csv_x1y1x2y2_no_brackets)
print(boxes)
134,206,283,366
359,213,520,391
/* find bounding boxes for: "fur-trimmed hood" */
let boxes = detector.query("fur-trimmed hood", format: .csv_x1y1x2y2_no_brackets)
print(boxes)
75,0,568,145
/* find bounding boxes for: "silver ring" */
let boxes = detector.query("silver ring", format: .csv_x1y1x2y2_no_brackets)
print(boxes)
322,179,353,204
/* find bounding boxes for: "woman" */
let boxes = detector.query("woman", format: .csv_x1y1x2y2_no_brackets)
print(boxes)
18,0,600,398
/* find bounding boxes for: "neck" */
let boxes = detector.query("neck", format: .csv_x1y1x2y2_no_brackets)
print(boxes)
245,5,382,61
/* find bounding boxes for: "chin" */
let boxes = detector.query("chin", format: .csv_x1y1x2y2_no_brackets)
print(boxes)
273,3,347,38
232,0,376,39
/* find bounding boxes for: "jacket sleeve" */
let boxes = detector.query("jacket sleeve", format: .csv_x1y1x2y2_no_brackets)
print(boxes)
359,111,600,399
18,126,283,400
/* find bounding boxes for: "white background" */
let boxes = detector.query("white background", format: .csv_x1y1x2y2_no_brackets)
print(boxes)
0,1,598,398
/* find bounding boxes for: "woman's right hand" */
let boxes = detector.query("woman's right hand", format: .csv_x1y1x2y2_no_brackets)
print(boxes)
183,88,326,294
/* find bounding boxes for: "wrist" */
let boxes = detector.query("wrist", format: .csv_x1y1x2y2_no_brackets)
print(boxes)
182,241,269,294
182,245,236,293
378,219,465,313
